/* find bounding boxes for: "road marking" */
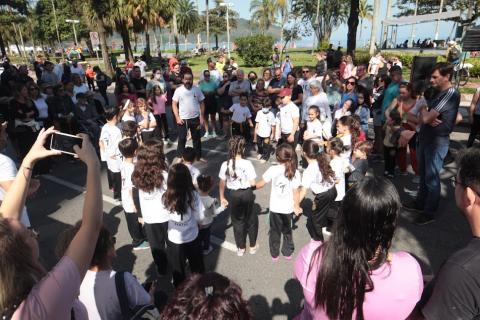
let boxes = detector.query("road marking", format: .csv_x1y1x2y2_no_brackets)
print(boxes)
43,174,239,253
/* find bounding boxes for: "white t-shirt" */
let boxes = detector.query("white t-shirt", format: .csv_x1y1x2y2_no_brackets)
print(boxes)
369,56,381,75
218,158,256,190
0,154,31,227
334,109,351,120
297,78,313,105
301,162,335,195
167,192,205,244
304,93,330,123
185,163,200,185
121,113,140,123
229,103,252,124
172,85,205,120
79,270,150,320
255,110,275,138
137,112,156,132
262,165,301,214
100,124,122,172
70,65,85,79
277,102,300,134
306,119,332,141
72,84,89,104
120,161,135,213
134,60,147,78
138,171,169,224
33,94,49,119
330,156,348,201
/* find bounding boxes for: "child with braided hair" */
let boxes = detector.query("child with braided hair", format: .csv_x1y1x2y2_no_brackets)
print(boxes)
218,136,258,257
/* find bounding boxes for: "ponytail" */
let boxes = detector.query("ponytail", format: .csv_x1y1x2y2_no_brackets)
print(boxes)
276,143,297,180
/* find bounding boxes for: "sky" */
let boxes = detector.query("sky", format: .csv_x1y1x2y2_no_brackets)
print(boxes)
197,0,464,47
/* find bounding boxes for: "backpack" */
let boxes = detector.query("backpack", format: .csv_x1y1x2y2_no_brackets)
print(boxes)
449,47,461,61
115,271,159,320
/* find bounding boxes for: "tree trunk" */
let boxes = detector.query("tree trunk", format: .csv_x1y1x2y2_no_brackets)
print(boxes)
119,20,133,61
369,0,380,55
0,32,6,57
215,34,218,49
359,19,363,43
347,0,359,56
145,24,151,63
172,9,180,55
97,18,113,76
205,0,210,50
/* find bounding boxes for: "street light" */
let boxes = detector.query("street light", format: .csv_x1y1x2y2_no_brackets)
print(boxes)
219,2,233,59
65,19,80,46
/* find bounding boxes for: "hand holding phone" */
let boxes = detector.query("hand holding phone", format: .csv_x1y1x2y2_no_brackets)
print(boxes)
24,127,61,166
50,132,83,156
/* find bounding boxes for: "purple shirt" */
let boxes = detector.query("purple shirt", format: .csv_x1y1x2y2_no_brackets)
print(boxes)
13,256,87,320
294,240,423,320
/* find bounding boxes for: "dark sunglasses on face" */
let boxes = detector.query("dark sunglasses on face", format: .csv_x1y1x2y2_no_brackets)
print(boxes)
347,81,355,85
302,70,309,73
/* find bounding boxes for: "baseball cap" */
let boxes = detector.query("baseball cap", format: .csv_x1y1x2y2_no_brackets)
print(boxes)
278,88,292,97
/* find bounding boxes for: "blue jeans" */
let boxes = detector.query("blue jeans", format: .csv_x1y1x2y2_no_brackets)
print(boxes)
416,140,449,217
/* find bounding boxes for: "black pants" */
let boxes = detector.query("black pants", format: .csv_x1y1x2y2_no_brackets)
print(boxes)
177,117,202,160
232,121,251,141
108,169,121,200
141,130,155,143
467,114,480,147
154,114,169,139
257,135,272,160
198,226,211,251
167,237,205,287
384,146,396,175
307,187,337,241
278,132,297,148
269,211,294,257
144,222,168,276
229,188,257,249
98,85,109,106
124,211,146,246
87,77,95,90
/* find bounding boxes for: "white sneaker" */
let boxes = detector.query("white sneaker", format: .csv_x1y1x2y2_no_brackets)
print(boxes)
249,244,259,254
237,248,246,256
211,131,217,138
256,154,262,160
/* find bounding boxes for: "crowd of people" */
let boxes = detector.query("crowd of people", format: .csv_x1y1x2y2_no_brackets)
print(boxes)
0,42,479,320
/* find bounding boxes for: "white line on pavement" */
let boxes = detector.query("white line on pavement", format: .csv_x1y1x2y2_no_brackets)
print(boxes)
42,174,239,253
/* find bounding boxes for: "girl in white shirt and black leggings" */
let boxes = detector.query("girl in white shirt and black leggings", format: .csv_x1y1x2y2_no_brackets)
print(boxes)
163,163,205,286
219,136,258,257
132,140,169,276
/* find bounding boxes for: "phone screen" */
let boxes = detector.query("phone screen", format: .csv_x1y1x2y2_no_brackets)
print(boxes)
50,133,82,155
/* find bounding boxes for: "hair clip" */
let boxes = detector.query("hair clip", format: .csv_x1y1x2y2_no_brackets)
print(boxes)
205,286,213,296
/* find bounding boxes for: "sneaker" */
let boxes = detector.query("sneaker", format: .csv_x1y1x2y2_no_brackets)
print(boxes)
272,256,279,262
412,176,420,184
203,245,213,255
211,131,217,138
249,244,259,254
284,254,293,260
133,241,150,251
202,132,209,139
257,154,262,160
413,214,435,226
260,159,267,164
237,248,246,256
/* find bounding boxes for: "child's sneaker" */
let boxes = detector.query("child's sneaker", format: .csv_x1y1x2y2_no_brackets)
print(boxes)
257,154,262,160
237,248,246,256
272,256,279,262
133,241,150,251
249,244,259,254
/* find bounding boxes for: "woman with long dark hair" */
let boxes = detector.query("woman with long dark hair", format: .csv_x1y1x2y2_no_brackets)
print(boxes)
294,177,423,319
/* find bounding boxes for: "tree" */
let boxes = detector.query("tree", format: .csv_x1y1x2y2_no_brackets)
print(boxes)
358,0,373,41
236,34,274,66
250,0,277,33
198,0,239,49
176,0,199,48
128,0,158,61
346,0,359,56
277,0,289,44
0,0,27,56
291,0,348,45
368,0,380,55
279,13,310,61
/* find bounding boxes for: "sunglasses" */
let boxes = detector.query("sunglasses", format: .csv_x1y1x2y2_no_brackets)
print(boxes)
347,81,355,85
302,70,309,73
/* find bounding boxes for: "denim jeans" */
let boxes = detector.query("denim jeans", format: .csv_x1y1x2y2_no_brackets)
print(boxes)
416,139,449,217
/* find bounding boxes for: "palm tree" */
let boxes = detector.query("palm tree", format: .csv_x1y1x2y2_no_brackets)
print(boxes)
250,0,277,33
277,0,288,44
369,0,380,55
128,0,159,61
176,0,199,50
358,0,373,42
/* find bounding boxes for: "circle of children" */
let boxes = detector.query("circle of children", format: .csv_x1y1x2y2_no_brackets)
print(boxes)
0,47,468,319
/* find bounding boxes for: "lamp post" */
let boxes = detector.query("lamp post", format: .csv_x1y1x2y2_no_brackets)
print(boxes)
65,19,80,45
219,2,233,59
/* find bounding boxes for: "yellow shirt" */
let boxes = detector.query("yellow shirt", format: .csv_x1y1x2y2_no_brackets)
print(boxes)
216,62,225,74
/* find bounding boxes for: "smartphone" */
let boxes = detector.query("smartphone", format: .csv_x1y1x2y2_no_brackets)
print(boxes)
50,132,82,155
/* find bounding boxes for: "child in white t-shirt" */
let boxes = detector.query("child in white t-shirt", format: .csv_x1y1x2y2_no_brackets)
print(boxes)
118,137,149,251
99,108,122,200
164,163,205,287
328,137,349,227
218,136,257,257
255,143,301,261
253,98,275,163
229,93,253,141
303,105,332,145
197,175,225,255
181,147,200,188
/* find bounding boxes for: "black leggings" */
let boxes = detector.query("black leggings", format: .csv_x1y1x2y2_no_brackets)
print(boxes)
229,188,257,249
154,113,169,139
307,187,337,241
167,237,205,287
144,222,168,276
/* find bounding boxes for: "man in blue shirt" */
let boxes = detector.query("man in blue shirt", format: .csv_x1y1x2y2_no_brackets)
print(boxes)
405,62,460,225
380,66,402,123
